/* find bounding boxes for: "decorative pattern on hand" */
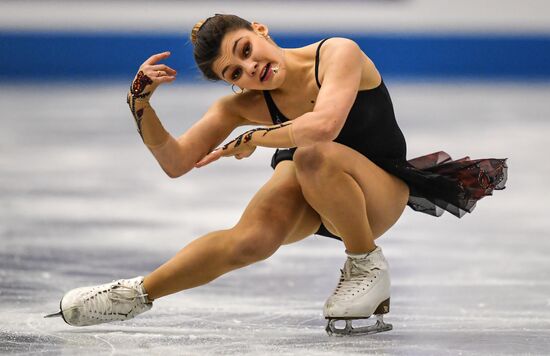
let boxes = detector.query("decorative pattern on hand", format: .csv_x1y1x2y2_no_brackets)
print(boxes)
127,71,154,140
132,71,153,96
222,122,292,151
195,122,293,168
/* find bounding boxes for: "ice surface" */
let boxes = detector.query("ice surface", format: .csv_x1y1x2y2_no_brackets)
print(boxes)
1,82,550,355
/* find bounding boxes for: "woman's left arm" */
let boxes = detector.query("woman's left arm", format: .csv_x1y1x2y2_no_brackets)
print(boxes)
195,38,363,167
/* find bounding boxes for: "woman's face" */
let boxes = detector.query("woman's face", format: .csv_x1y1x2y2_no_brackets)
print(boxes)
212,24,286,91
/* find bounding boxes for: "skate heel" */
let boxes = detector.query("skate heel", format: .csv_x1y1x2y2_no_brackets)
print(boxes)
374,298,390,315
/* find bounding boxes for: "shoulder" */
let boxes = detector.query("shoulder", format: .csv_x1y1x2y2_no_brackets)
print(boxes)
209,92,257,123
316,38,364,86
194,94,246,132
318,37,363,60
214,90,268,124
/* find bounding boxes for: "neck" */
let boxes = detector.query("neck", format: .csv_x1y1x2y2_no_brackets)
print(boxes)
272,48,311,95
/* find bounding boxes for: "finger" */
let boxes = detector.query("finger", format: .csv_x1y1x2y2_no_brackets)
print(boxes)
194,155,211,168
156,76,176,83
149,73,175,83
195,150,221,167
220,149,238,158
194,159,207,168
150,70,166,78
150,64,177,76
145,51,171,65
144,51,171,65
195,154,218,168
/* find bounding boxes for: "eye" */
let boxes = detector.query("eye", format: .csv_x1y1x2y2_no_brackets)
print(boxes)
231,68,242,81
243,43,251,58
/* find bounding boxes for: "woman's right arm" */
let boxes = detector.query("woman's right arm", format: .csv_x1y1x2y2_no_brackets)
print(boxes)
149,97,246,178
127,52,246,178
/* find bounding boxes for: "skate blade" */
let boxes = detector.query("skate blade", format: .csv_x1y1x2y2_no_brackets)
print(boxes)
44,311,63,318
44,298,67,322
326,315,392,336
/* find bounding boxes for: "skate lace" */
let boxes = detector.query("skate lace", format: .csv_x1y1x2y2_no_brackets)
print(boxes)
109,284,148,303
87,283,148,317
333,258,380,298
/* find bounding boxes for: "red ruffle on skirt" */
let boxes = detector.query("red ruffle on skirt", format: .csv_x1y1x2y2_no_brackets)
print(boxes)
374,151,508,218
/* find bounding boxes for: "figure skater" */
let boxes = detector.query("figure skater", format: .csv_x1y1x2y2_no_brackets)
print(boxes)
46,14,508,336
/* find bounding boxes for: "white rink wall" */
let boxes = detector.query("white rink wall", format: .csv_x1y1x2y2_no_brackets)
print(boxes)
1,0,550,34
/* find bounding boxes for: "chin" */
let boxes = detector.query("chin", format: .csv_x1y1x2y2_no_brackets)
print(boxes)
266,83,280,90
266,77,283,90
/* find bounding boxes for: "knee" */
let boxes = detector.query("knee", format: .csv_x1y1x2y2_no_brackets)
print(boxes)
294,143,337,174
228,225,283,266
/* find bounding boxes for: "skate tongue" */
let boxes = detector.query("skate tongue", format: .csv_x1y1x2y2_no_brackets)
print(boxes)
109,284,148,303
346,250,370,259
343,261,352,279
344,257,378,279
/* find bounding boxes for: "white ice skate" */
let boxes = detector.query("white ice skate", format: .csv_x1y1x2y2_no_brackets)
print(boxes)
324,247,392,336
45,276,152,326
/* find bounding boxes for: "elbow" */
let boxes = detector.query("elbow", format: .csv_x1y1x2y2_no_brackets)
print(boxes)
163,166,182,179
316,120,341,142
296,113,343,145
163,162,192,179
166,170,182,179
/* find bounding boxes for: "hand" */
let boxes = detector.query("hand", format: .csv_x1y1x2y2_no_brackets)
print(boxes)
129,52,177,101
195,135,257,168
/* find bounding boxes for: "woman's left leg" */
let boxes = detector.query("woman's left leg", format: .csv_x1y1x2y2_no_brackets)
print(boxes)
293,142,409,254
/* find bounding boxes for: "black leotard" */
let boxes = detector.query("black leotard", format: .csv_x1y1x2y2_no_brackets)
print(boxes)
263,38,508,240
265,38,406,167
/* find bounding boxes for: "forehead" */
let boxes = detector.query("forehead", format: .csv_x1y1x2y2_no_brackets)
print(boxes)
213,29,252,76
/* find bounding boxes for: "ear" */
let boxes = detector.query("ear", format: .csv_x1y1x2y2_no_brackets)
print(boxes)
251,22,269,38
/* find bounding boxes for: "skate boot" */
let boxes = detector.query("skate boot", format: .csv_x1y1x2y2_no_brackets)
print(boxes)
45,276,152,326
324,247,392,336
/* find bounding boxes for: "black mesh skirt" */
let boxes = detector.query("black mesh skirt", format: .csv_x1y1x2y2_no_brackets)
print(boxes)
373,151,508,218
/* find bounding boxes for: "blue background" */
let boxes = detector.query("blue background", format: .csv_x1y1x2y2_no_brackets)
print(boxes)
2,31,549,81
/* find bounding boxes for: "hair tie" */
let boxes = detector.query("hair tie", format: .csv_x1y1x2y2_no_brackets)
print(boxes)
191,16,219,45
190,20,205,45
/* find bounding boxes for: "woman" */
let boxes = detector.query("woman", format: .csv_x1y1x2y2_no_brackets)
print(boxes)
46,14,508,336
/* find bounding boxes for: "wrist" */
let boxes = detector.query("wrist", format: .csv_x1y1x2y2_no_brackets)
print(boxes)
288,123,297,147
128,90,150,102
132,95,151,108
244,130,258,147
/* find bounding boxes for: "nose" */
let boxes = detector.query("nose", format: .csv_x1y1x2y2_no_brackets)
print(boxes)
244,60,258,77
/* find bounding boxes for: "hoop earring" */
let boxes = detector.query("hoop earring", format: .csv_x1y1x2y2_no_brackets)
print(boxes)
231,84,244,94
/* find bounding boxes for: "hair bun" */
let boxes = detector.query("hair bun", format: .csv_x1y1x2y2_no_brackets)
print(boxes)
191,20,205,45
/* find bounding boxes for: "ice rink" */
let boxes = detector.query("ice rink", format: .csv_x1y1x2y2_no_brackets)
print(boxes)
1,81,549,355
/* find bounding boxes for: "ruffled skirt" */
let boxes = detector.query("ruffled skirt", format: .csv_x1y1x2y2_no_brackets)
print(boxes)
374,151,508,218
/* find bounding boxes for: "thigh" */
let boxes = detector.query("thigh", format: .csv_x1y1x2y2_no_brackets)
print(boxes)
318,142,410,239
235,160,322,245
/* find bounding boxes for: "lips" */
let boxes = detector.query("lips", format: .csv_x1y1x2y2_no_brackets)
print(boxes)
260,63,271,82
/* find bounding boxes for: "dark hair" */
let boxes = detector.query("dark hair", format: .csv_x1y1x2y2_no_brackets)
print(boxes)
191,14,253,81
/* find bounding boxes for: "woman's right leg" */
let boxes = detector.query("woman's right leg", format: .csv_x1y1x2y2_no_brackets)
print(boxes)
143,161,322,300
